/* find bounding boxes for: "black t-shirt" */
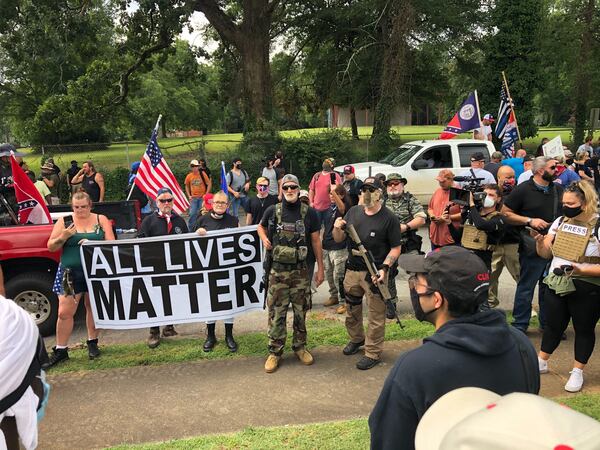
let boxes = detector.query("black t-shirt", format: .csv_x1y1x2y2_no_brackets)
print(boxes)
261,200,320,263
586,157,600,189
344,205,401,270
483,162,500,181
247,194,278,225
196,213,239,231
82,172,101,202
322,204,346,251
575,162,592,179
504,179,563,230
138,212,188,237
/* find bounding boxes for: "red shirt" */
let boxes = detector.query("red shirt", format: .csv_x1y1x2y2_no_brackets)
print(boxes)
428,186,461,247
309,171,342,211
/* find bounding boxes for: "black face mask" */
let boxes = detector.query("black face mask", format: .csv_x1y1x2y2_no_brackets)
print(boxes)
409,288,438,322
502,180,515,194
542,171,556,182
566,158,574,166
563,205,583,218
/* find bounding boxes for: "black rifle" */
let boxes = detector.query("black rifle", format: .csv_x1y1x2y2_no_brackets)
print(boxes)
346,223,403,328
261,250,273,309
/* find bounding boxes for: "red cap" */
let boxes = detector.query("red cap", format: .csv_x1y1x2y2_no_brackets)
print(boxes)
343,165,354,174
203,193,214,211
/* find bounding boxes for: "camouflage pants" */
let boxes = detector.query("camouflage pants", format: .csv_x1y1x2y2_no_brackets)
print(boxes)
388,249,420,304
267,267,310,355
323,248,348,303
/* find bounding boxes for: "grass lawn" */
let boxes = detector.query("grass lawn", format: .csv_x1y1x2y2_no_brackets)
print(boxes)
110,393,600,449
48,314,434,375
20,125,580,172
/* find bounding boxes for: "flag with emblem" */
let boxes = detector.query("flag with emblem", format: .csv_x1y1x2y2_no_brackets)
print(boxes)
134,127,189,214
495,81,519,158
440,91,482,139
9,153,51,224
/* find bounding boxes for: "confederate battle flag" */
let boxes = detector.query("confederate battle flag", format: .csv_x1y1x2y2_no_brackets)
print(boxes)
10,153,52,224
440,91,482,139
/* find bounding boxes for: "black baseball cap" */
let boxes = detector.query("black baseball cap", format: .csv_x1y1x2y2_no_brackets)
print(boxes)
470,152,485,162
398,246,489,306
362,177,384,190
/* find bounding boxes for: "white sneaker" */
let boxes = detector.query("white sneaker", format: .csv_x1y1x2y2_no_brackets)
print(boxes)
538,357,549,374
565,368,584,392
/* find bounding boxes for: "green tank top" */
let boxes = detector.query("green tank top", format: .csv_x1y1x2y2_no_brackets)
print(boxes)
60,216,106,269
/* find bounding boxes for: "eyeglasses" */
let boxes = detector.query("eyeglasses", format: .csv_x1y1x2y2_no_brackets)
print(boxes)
158,198,174,203
282,185,299,191
213,201,228,205
361,186,377,193
408,275,437,296
387,181,401,187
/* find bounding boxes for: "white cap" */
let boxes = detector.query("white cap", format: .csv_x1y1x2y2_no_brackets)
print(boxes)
415,387,600,450
299,190,309,199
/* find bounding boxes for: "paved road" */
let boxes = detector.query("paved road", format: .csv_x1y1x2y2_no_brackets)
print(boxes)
40,333,599,450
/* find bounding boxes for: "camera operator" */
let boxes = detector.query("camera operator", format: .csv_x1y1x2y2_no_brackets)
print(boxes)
447,184,506,271
457,152,496,187
534,181,600,393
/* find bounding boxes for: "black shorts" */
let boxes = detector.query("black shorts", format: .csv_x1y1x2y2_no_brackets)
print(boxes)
71,267,88,295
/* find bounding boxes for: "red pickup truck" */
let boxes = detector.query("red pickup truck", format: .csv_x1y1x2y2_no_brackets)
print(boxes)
0,201,142,336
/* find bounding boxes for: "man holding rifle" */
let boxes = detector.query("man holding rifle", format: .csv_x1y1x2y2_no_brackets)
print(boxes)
333,177,402,370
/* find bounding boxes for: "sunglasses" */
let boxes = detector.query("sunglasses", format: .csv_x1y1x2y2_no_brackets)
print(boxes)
282,185,299,191
387,181,401,187
361,186,377,193
213,201,228,205
158,198,174,203
548,166,557,171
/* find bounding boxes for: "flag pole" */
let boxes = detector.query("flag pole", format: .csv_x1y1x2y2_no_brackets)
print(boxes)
127,114,163,201
501,71,522,145
473,90,483,139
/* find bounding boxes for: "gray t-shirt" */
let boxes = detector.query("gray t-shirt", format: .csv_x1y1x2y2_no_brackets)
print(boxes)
261,167,279,196
227,169,249,197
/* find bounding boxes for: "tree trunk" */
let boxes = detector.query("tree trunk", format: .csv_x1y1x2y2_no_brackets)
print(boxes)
573,0,595,148
372,1,415,142
350,107,359,139
194,0,276,131
238,27,273,130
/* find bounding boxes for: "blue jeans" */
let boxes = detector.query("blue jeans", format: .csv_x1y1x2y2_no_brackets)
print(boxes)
187,197,203,231
229,195,249,219
314,209,328,228
512,252,548,331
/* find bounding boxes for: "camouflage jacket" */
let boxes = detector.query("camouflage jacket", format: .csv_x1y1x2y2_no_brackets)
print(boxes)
384,192,425,224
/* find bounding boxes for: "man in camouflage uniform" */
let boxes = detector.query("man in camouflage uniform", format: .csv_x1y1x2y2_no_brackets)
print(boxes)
258,174,324,373
384,173,427,318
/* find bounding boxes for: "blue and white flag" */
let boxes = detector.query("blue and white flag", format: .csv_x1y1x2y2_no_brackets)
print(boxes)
440,91,482,139
220,161,228,194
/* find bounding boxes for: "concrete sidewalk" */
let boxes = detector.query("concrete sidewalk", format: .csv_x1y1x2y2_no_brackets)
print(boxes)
39,332,599,450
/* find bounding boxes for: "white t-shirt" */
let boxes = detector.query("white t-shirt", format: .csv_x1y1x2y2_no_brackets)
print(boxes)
474,125,493,141
517,170,533,185
457,168,496,186
548,215,600,272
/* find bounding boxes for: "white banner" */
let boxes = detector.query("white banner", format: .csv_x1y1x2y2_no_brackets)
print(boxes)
543,135,564,159
80,226,264,329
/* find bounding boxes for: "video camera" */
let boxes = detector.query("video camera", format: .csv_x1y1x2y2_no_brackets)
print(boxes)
449,169,486,207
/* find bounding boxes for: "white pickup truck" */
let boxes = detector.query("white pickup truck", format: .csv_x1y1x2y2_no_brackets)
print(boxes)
337,139,496,204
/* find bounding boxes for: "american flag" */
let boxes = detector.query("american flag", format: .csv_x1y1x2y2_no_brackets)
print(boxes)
495,83,518,158
134,129,189,214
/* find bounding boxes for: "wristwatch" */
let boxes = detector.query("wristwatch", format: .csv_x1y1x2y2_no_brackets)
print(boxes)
381,264,390,272
405,224,412,231
526,217,532,225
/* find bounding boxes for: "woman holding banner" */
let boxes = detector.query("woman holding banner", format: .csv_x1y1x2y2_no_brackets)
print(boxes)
44,191,115,369
196,190,240,352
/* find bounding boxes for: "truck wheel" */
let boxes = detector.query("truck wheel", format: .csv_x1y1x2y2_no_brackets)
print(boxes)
6,272,58,337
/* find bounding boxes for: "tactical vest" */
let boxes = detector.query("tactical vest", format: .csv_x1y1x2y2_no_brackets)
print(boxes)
272,202,309,266
552,216,600,264
461,211,501,252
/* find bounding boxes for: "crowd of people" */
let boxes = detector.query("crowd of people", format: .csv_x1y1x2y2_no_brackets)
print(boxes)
3,138,600,449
